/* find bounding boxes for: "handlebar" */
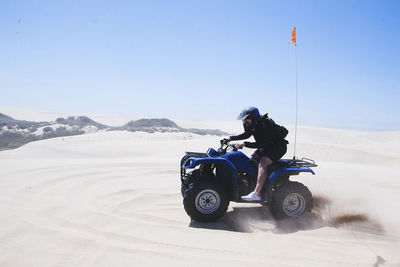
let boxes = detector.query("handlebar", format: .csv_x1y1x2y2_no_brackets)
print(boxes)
219,139,239,154
220,138,230,146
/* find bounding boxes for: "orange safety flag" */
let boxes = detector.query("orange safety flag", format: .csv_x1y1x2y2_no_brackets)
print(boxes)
288,27,296,44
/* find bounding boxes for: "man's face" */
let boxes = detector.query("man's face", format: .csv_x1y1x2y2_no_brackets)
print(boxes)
242,118,252,129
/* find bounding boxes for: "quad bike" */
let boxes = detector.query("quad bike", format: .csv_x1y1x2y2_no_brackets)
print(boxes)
180,139,317,222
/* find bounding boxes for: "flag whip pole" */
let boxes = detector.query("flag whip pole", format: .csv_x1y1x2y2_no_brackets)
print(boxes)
293,41,298,159
288,26,298,160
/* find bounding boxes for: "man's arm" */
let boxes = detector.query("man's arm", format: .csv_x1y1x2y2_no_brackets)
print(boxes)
243,141,258,148
229,130,252,141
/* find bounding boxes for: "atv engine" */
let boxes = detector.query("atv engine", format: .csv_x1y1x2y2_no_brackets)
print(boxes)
237,174,256,196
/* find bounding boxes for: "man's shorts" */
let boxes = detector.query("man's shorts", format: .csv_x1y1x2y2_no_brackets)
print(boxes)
251,143,287,162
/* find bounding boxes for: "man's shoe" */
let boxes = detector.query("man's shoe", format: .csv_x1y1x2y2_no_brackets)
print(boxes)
241,191,261,201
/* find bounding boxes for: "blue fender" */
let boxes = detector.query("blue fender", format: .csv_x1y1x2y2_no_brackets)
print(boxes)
268,167,315,185
183,157,238,186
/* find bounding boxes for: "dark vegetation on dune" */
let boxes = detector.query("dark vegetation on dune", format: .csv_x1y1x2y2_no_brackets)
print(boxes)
0,113,228,151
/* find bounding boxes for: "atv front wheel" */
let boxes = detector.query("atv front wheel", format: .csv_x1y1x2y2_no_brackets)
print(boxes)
181,169,201,197
183,182,229,222
270,181,312,220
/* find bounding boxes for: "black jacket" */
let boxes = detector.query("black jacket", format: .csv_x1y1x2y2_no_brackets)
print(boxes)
230,118,288,149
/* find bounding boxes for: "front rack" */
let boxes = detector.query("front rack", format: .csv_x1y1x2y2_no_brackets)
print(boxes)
185,151,209,158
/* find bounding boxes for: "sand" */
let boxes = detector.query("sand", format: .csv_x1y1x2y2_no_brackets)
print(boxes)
0,113,399,266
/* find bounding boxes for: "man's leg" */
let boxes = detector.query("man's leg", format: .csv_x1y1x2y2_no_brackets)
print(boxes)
254,156,273,196
241,156,273,201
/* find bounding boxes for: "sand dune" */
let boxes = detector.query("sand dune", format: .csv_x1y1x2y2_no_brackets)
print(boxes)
0,123,399,266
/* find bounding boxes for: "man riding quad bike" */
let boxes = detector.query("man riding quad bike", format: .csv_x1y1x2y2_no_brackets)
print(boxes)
180,107,317,222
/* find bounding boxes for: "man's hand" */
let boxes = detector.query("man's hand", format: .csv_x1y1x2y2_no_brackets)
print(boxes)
234,143,245,150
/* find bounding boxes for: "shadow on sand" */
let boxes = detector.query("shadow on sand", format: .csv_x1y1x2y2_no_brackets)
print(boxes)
189,206,324,233
189,195,384,235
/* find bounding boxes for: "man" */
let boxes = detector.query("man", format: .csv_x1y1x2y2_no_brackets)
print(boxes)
227,107,288,201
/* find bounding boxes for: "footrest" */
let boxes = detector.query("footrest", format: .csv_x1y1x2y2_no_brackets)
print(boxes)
236,199,262,204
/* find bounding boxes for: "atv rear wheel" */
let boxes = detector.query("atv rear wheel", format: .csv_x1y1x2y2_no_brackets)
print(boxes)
183,182,229,222
270,181,312,220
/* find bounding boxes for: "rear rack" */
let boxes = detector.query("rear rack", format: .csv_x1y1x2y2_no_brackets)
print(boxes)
285,158,318,168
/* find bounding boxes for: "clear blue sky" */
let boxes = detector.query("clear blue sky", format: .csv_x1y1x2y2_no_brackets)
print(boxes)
1,0,399,130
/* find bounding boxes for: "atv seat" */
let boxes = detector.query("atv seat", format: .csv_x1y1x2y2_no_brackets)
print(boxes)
267,160,290,173
249,159,289,174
